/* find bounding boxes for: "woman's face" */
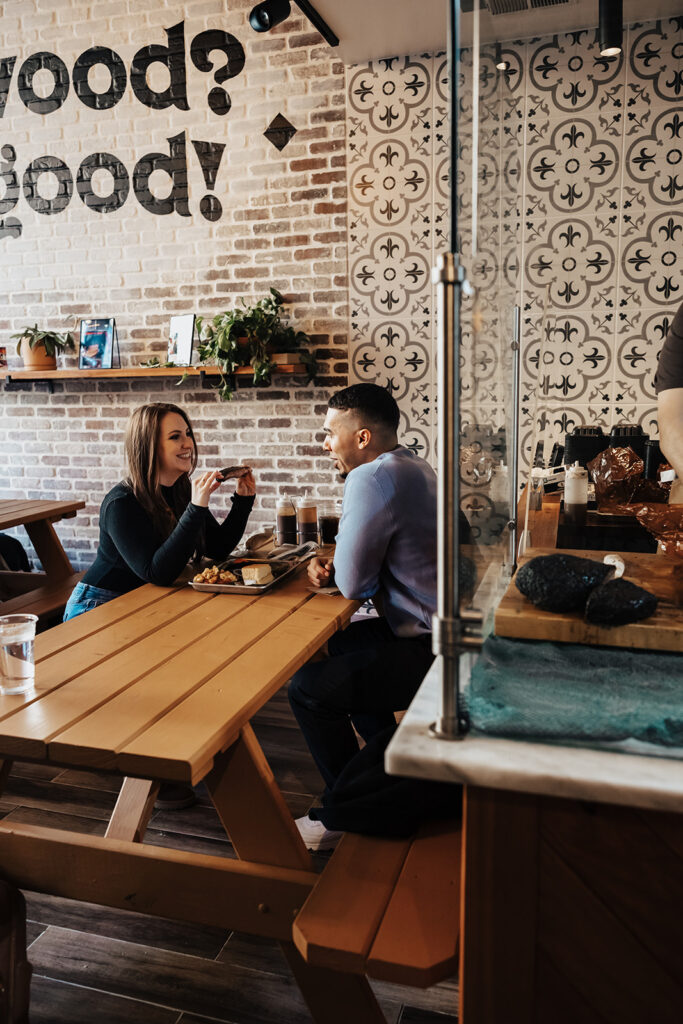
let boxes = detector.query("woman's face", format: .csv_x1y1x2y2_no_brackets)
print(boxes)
157,412,195,486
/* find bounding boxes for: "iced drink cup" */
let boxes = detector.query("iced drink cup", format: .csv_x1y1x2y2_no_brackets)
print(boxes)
296,500,319,545
319,501,341,544
0,613,38,694
276,498,297,546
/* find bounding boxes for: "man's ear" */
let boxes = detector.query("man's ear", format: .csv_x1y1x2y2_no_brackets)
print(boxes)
357,427,372,449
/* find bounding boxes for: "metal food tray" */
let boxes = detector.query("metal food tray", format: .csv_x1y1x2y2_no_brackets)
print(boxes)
188,542,317,595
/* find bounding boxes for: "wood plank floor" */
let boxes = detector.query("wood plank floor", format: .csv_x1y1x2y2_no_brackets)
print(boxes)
1,687,459,1024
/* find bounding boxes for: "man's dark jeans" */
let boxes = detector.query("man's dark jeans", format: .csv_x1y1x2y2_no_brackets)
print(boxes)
288,617,434,793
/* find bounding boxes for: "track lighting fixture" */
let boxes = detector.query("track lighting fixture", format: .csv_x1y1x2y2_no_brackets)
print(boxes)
598,0,622,57
495,42,508,71
249,0,291,33
248,0,338,46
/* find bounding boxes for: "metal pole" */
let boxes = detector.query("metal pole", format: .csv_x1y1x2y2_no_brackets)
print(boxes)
509,304,521,571
430,0,467,739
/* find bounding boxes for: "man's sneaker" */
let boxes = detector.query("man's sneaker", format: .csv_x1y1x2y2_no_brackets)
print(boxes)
295,814,343,852
154,782,196,811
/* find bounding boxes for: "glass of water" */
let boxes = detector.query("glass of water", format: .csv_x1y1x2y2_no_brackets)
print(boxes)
0,614,38,695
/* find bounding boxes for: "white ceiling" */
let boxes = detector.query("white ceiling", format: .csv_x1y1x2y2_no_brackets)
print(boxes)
310,0,683,64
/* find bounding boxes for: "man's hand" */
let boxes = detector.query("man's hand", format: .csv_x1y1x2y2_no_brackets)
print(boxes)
308,556,334,588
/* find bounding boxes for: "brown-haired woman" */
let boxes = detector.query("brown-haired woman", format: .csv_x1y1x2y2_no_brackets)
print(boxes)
63,401,256,621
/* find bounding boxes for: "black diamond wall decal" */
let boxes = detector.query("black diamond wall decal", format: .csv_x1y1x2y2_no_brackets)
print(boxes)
264,113,297,151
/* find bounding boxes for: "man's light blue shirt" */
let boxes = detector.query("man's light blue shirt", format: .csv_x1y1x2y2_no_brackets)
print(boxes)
333,446,437,638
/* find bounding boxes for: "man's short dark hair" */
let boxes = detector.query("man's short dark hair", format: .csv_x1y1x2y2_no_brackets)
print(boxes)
328,383,400,434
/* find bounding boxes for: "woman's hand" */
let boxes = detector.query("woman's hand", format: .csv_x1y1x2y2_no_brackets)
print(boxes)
235,469,256,496
308,557,334,588
191,470,224,508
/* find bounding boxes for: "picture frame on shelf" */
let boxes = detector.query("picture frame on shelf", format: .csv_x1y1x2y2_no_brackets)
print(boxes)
167,314,195,366
78,318,119,370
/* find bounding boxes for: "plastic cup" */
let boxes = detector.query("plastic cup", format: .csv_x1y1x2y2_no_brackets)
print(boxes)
296,498,319,545
276,497,297,546
318,500,342,544
0,614,38,695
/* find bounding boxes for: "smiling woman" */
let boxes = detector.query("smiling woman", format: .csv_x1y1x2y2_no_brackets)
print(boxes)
62,402,257,623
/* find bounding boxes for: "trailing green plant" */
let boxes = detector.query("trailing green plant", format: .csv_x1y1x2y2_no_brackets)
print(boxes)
195,289,317,400
139,356,189,384
11,323,75,357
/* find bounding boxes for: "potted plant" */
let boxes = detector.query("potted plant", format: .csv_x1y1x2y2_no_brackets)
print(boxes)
195,289,317,400
11,323,75,371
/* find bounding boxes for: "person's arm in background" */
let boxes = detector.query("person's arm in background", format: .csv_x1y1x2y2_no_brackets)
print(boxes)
655,303,683,476
658,388,683,478
333,468,391,600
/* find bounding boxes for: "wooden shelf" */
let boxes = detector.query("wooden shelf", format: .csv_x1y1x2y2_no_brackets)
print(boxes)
0,364,306,384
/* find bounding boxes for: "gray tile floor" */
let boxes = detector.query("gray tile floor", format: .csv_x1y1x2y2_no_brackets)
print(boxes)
2,689,458,1023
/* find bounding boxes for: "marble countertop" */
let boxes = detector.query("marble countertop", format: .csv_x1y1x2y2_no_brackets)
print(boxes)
386,659,683,813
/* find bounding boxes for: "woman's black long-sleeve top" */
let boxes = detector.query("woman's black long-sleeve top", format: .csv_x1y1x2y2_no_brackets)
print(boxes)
80,482,255,593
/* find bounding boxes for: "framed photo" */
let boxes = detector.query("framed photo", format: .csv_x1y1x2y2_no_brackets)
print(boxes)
79,318,115,369
168,314,196,366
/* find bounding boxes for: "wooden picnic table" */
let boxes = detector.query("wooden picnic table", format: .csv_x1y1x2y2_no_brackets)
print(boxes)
0,499,86,619
0,499,85,580
0,569,379,1022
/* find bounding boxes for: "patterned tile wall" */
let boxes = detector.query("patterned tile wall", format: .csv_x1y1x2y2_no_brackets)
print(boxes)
346,16,683,476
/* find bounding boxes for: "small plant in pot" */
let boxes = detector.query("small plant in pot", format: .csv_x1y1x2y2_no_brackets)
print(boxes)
12,324,75,371
195,289,317,400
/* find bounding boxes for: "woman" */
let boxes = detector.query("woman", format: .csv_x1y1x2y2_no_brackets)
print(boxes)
64,402,256,619
63,402,256,810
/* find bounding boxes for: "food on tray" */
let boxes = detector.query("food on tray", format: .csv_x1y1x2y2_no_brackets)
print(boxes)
193,566,237,584
218,465,251,479
584,578,658,627
514,553,613,612
242,564,274,586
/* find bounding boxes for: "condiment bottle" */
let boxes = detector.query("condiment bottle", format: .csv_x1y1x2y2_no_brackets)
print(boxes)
529,467,544,510
564,461,588,527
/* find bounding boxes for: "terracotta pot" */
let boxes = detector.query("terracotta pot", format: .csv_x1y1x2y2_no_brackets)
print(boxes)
20,338,57,370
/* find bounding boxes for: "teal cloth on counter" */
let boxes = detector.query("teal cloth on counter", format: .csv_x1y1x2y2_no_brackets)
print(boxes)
467,636,683,752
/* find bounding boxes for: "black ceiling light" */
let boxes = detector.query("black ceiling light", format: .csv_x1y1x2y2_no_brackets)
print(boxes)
495,42,508,71
598,0,623,57
249,0,291,32
249,0,339,46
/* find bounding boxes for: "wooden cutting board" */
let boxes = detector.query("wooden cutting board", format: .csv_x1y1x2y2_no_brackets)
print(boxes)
494,547,683,653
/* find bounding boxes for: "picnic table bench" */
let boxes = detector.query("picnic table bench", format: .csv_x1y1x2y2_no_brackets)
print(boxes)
294,819,462,990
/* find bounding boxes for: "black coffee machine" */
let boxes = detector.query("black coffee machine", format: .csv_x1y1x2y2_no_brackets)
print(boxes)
563,424,662,478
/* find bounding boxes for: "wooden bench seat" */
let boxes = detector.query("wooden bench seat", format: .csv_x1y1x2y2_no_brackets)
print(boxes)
0,571,83,624
293,818,462,989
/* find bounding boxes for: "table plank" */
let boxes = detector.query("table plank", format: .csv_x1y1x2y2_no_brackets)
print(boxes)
117,591,357,782
48,577,316,769
0,499,85,531
35,585,176,660
0,589,224,758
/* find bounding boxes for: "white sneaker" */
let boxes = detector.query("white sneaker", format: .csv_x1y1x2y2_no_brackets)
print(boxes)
295,814,343,852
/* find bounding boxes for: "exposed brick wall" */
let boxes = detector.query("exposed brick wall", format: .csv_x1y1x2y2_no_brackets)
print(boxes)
0,0,348,569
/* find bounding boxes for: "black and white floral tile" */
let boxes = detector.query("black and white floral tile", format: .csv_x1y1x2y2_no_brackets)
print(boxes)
346,16,683,474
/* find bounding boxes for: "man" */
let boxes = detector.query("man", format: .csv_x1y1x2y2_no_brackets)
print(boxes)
656,301,683,475
289,383,438,850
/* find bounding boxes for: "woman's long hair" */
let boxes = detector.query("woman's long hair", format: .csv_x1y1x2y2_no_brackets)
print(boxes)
124,403,198,538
